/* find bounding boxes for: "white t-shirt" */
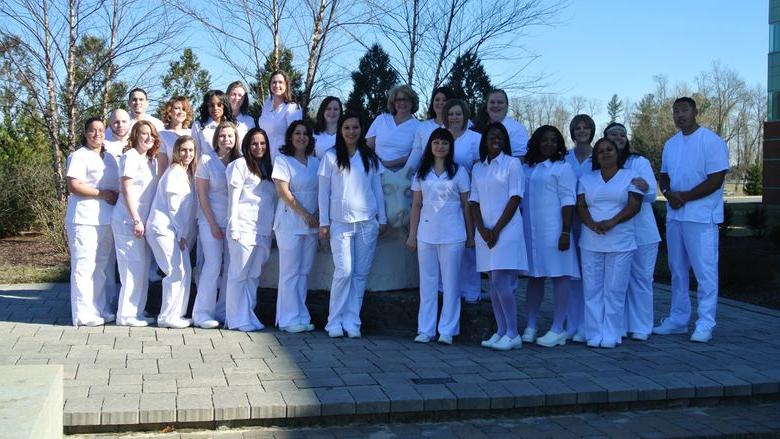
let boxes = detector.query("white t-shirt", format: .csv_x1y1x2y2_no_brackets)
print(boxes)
625,155,661,246
258,98,303,163
577,168,642,253
191,118,219,157
408,119,442,171
317,149,387,226
112,148,159,228
65,147,119,226
660,126,729,224
159,128,192,163
366,113,421,163
130,115,165,133
195,153,229,228
272,154,319,235
314,132,336,159
500,117,529,158
146,166,196,242
226,158,276,238
103,140,127,160
411,166,469,244
565,148,593,179
235,113,256,148
453,129,481,172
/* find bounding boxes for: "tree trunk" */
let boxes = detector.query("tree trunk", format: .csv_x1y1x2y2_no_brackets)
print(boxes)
406,0,419,87
100,0,120,120
65,0,78,154
42,0,65,201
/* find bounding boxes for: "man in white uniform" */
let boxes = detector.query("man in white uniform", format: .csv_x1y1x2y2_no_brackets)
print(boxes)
104,109,131,159
654,97,728,343
128,88,165,132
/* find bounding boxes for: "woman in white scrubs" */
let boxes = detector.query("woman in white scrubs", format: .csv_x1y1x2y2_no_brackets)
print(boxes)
564,114,595,342
192,90,234,157
147,136,198,328
520,125,580,347
471,122,527,351
192,122,241,328
318,113,387,338
407,87,452,171
407,128,473,345
66,117,120,326
159,96,193,165
366,85,421,170
226,81,256,146
476,89,529,158
224,128,276,332
112,120,161,326
604,122,660,341
258,70,302,163
273,121,319,333
576,137,642,348
313,96,342,159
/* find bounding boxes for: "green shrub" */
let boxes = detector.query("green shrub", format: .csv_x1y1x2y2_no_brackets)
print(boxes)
743,162,763,195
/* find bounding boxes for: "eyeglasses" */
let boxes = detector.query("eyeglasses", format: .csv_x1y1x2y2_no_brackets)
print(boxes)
395,97,411,103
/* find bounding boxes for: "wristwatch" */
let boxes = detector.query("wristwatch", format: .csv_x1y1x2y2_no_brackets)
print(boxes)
132,219,141,225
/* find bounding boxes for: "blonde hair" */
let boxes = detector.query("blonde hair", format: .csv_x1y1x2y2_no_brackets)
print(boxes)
386,84,419,115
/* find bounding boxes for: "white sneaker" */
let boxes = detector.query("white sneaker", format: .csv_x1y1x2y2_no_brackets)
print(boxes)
303,324,315,332
158,318,192,329
437,335,453,345
414,333,431,343
571,332,586,343
102,313,116,324
521,327,537,343
119,317,150,327
690,327,712,343
631,332,649,341
197,320,220,329
491,335,522,351
328,328,344,338
536,330,567,347
481,333,501,348
281,324,307,333
79,317,105,327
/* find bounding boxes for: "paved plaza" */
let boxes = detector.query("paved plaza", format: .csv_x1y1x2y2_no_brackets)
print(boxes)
0,282,779,434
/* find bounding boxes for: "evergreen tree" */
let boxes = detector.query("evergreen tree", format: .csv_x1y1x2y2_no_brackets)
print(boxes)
607,94,623,123
64,35,127,120
743,161,763,195
159,48,211,115
444,51,493,119
345,44,399,127
248,47,304,118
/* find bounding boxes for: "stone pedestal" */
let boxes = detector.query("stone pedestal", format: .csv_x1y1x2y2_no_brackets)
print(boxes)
0,365,63,439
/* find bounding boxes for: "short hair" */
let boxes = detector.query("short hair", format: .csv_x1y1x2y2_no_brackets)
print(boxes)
416,128,457,181
128,88,147,100
443,99,471,132
478,122,512,162
241,128,273,180
280,120,315,157
525,125,567,166
226,81,250,115
426,87,452,120
673,96,697,110
268,70,295,103
569,114,596,144
197,90,235,125
386,84,419,115
171,135,198,177
591,137,628,170
80,116,105,149
127,120,161,159
211,121,241,163
162,96,193,129
313,96,343,134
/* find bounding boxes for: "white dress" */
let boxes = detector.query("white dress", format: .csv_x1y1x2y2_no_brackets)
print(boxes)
258,98,302,163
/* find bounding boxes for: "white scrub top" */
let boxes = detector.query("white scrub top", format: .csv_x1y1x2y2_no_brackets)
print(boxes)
661,126,729,224
408,119,442,170
317,149,387,226
235,113,256,147
65,147,120,226
577,168,642,253
565,148,593,179
195,153,229,228
453,129,481,172
191,118,218,157
129,115,165,133
226,158,276,238
366,113,421,163
314,132,336,159
625,155,661,246
160,129,192,163
500,117,530,158
112,148,159,227
521,159,580,278
258,98,303,163
272,154,319,235
470,152,527,272
411,166,470,244
147,166,196,241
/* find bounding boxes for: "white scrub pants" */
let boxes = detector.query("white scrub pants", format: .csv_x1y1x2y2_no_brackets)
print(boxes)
192,224,229,325
488,270,520,338
67,224,114,326
624,242,658,337
417,240,464,338
112,224,151,324
665,220,719,332
326,219,379,334
459,248,481,302
275,232,317,328
148,232,192,325
225,234,271,331
581,249,633,346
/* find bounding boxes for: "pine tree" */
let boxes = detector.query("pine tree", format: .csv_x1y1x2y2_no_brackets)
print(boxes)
159,48,211,115
743,161,763,195
248,46,305,118
65,35,127,120
345,44,399,128
607,94,623,123
444,51,493,119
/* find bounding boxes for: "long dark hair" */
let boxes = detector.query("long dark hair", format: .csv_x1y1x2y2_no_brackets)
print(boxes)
478,122,512,163
426,87,452,120
279,120,315,157
591,137,628,170
197,90,235,125
313,96,342,134
416,128,457,180
524,125,567,166
334,113,379,174
241,127,272,180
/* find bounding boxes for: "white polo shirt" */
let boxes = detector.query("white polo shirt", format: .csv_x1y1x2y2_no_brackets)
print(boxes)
660,126,729,224
160,128,192,163
625,155,661,246
191,118,218,157
366,113,421,163
235,113,256,147
226,158,276,237
317,149,387,226
577,168,642,253
411,166,470,244
258,98,302,163
65,147,119,226
112,148,158,226
500,117,529,158
147,166,196,241
272,154,319,235
195,153,229,228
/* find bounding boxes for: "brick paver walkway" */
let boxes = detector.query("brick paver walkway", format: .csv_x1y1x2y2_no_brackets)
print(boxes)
0,282,779,433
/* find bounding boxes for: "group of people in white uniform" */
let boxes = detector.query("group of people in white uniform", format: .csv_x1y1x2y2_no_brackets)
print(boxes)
65,71,728,349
